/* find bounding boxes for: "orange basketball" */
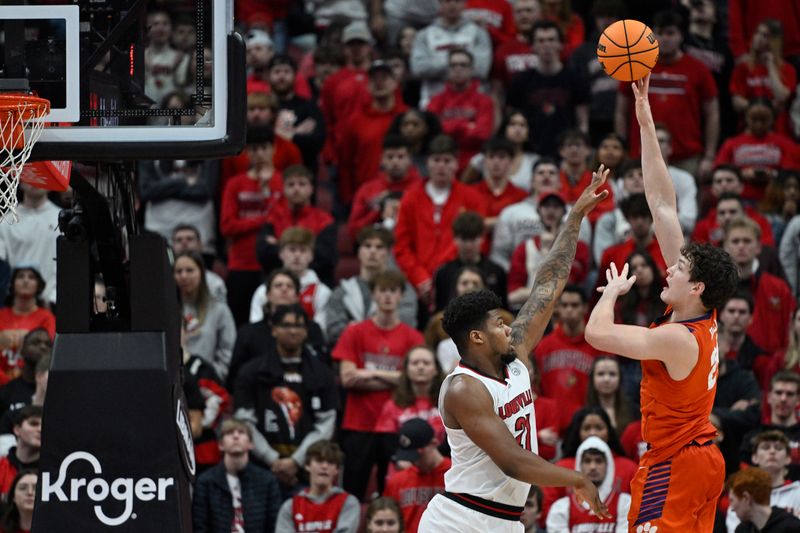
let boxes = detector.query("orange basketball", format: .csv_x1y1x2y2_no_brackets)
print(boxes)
597,19,659,82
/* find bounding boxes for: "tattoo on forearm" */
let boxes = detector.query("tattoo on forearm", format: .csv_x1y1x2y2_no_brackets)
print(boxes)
510,215,582,348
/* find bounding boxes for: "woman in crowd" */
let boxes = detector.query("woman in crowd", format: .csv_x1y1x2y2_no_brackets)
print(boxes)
593,132,628,194
0,267,55,382
364,497,404,533
0,470,36,533
375,345,446,443
585,355,635,435
759,169,799,244
388,109,441,175
174,251,236,383
464,110,540,191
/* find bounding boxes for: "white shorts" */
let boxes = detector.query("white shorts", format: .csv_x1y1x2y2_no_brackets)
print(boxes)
418,494,524,533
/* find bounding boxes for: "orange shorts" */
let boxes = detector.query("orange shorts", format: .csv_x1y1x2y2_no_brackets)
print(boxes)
627,443,724,532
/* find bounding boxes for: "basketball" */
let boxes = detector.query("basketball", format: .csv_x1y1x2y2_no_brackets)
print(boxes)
597,19,659,82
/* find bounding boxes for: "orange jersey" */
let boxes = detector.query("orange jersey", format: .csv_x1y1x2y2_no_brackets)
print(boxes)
639,308,720,465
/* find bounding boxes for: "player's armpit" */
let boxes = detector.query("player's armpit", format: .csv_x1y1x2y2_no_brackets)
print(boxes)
586,323,698,379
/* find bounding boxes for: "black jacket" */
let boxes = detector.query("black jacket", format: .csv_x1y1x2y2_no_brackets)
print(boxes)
734,507,800,533
191,461,281,533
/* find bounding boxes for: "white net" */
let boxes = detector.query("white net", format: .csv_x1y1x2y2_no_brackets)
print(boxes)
0,97,49,224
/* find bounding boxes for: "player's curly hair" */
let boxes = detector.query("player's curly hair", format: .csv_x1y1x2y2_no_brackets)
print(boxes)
442,289,502,354
681,242,739,311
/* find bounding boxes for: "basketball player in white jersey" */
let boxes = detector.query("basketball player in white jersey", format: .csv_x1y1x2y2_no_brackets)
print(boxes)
418,167,612,532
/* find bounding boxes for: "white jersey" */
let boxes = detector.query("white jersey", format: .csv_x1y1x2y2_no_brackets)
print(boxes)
441,358,537,508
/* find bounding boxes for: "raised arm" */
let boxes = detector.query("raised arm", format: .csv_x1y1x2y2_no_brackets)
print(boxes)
632,75,684,267
509,166,610,358
445,375,610,518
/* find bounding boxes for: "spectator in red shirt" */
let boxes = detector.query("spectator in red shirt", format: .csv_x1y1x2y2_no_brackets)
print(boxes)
463,0,516,47
730,19,797,135
333,271,425,500
375,346,445,443
715,99,799,202
558,130,615,224
384,418,450,533
427,49,494,171
320,21,374,166
615,10,719,179
348,135,422,241
220,127,286,326
0,406,40,498
596,194,668,294
728,0,800,63
265,165,337,285
723,216,796,355
393,135,486,306
337,60,409,205
0,268,54,382
491,0,540,86
694,165,775,245
470,138,527,239
534,285,602,431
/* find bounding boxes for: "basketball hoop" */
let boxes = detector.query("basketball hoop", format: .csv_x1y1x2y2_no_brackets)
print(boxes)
0,93,50,224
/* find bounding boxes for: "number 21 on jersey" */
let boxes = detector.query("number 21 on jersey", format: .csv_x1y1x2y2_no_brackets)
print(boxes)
515,414,532,451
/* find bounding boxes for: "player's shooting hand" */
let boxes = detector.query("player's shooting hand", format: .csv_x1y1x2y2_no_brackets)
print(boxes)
571,164,610,216
597,262,637,296
574,475,611,519
631,74,654,127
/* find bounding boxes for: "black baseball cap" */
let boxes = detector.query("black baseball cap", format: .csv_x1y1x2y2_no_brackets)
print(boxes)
394,418,434,462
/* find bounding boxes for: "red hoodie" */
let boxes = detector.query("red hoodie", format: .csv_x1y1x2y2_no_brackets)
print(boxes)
728,0,800,58
267,199,334,238
337,97,408,204
319,67,368,164
427,80,494,171
691,205,775,247
559,169,615,225
347,168,423,240
394,180,486,288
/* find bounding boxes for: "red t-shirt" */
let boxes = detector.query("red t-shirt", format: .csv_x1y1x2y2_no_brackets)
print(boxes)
730,62,797,135
714,132,799,201
0,307,55,378
464,0,516,46
691,206,775,247
384,458,451,533
534,395,560,461
374,397,445,444
291,490,349,533
492,38,537,84
534,325,603,431
219,172,282,271
620,419,646,462
560,170,615,224
332,320,425,431
621,54,718,160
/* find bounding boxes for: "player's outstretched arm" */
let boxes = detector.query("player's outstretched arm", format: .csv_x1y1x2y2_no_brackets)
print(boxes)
444,375,611,519
509,166,610,358
633,75,684,268
586,262,699,379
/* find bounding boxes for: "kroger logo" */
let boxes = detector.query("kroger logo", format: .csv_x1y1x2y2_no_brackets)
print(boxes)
41,451,175,526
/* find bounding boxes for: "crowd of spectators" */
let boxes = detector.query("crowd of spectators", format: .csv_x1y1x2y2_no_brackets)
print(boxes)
2,0,800,531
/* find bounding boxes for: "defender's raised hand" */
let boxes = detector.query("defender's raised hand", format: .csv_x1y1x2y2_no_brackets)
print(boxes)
571,164,610,216
597,261,637,295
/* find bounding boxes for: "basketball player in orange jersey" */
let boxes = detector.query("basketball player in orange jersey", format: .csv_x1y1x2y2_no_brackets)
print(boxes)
418,169,612,532
585,74,739,532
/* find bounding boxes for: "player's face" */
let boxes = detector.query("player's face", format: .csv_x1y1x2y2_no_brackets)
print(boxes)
752,440,790,472
485,310,513,361
579,415,609,442
723,228,761,269
661,255,693,305
358,238,389,270
366,509,401,533
593,360,620,396
406,348,438,384
580,453,608,485
381,147,411,179
306,458,339,487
